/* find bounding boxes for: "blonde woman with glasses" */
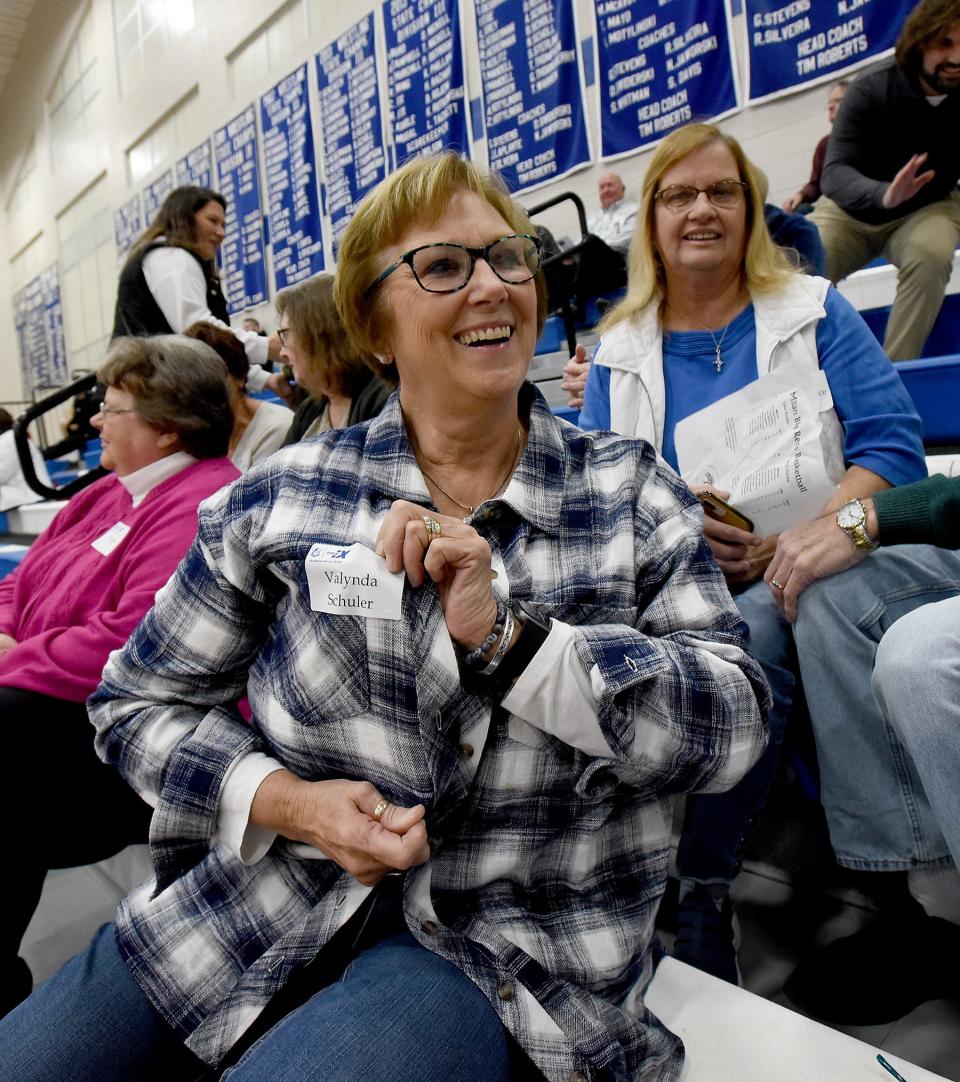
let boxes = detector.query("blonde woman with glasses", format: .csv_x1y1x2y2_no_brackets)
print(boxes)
567,121,926,987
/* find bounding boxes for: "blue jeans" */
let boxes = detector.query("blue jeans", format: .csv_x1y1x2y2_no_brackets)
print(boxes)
794,545,960,869
0,922,514,1082
676,580,790,883
874,593,960,870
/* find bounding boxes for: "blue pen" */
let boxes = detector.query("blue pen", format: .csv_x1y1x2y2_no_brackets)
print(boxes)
878,1053,909,1082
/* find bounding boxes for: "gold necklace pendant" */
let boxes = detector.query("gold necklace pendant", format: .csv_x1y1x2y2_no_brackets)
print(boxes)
420,427,523,515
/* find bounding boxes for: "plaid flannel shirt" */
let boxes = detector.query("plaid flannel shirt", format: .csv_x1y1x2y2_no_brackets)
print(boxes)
90,386,769,1082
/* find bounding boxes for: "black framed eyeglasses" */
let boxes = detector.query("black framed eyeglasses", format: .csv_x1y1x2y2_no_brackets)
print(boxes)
364,234,543,297
654,180,748,214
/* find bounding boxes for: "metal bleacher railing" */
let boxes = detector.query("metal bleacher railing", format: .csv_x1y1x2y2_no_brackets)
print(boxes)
14,373,107,502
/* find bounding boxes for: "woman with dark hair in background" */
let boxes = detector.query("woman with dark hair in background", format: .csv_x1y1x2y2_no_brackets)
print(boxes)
111,185,288,398
0,335,238,1019
277,273,393,445
184,321,291,470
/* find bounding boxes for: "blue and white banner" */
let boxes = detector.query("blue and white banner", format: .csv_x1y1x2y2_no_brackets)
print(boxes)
176,139,214,189
384,0,471,164
113,194,143,262
12,264,69,395
475,0,590,193
745,0,913,102
316,14,388,256
260,65,326,290
214,105,268,311
142,168,175,225
594,0,739,158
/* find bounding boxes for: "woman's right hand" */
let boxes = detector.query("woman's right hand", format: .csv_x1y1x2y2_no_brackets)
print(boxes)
691,484,762,581
251,772,430,886
560,344,590,408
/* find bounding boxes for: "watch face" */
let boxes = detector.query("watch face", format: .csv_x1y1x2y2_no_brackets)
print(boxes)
837,502,862,529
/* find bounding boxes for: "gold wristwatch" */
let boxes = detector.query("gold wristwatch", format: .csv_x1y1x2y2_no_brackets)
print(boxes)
836,498,877,551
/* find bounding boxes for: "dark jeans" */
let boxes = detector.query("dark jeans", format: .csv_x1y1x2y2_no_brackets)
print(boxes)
675,581,793,884
0,889,530,1081
0,685,152,1015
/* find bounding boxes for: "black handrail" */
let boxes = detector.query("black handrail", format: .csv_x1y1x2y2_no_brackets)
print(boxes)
523,191,591,355
525,190,588,238
13,374,107,501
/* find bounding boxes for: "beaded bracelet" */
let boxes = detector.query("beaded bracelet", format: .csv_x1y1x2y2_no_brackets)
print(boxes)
462,597,508,670
479,605,516,676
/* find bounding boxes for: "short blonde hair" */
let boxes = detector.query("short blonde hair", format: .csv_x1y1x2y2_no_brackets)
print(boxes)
335,152,547,359
600,123,797,335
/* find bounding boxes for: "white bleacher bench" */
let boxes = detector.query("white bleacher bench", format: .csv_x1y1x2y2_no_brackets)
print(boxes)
648,956,950,1081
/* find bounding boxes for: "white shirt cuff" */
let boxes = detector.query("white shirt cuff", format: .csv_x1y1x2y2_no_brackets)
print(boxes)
502,619,614,758
215,752,286,864
246,363,270,390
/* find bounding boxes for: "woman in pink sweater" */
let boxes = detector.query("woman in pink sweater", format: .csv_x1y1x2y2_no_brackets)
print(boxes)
0,335,239,1017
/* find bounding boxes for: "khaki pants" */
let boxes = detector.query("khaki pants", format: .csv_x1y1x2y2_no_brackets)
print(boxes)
810,191,960,361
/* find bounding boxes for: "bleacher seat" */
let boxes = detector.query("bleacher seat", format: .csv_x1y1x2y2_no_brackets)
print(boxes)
0,543,29,577
861,290,960,360
896,354,960,447
535,316,566,355
83,439,102,471
552,405,580,425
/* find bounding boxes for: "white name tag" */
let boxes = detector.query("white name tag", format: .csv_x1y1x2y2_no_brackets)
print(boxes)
91,521,131,556
305,542,404,620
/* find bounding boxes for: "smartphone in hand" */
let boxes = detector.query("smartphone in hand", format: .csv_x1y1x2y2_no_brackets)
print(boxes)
697,492,754,533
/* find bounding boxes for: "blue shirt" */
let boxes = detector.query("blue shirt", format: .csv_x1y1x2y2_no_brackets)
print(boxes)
579,286,926,487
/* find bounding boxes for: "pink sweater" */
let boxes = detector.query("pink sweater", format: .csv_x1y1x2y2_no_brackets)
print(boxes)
0,457,239,702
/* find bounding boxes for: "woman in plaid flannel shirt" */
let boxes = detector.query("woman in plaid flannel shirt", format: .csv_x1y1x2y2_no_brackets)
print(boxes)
0,154,769,1082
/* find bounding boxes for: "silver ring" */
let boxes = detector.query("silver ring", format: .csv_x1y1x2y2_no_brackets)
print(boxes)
372,799,389,821
770,579,784,591
422,515,442,541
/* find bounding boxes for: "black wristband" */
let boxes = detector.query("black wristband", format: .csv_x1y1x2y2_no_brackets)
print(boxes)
493,602,550,688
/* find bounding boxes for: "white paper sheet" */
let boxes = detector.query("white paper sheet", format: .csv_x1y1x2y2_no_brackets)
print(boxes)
675,369,838,536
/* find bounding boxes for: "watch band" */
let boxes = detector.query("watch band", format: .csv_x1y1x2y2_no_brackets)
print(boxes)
837,499,877,552
492,603,550,687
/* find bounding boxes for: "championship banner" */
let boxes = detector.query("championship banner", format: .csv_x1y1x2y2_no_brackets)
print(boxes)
260,64,326,289
214,105,269,311
176,139,214,189
13,264,69,395
113,194,143,262
142,169,175,225
745,0,914,102
475,0,591,193
384,0,471,164
316,14,388,256
594,0,739,158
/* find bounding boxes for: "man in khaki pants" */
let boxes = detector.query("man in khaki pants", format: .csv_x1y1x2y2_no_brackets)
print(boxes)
811,0,960,361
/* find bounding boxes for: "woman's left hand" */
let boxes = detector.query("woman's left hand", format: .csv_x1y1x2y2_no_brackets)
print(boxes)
0,633,17,660
376,501,499,649
691,484,763,582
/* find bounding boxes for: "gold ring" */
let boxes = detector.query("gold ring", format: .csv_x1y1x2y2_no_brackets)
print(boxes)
372,799,389,821
422,515,442,541
770,579,784,591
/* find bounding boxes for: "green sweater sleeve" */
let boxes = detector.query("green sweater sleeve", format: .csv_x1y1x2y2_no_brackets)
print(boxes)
873,474,960,549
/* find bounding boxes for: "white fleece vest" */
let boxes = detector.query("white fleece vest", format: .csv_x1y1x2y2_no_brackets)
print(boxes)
593,275,846,483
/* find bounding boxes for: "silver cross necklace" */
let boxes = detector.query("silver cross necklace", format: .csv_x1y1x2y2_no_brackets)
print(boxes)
667,305,734,373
